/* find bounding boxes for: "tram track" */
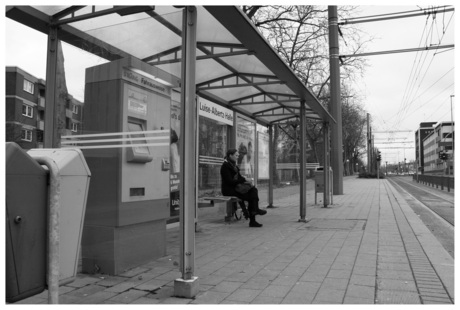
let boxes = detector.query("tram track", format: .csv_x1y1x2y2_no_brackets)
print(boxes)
388,176,454,226
387,175,454,258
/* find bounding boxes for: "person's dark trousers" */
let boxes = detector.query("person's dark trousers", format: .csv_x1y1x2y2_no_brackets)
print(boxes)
237,187,264,227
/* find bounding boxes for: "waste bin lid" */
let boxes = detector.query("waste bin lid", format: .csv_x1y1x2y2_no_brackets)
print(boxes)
6,142,46,175
27,148,91,176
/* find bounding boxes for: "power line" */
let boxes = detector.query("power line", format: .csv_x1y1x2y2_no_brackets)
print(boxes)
343,7,455,134
339,7,454,25
369,68,454,127
391,9,454,130
397,13,454,126
344,6,453,21
340,44,453,58
396,14,432,130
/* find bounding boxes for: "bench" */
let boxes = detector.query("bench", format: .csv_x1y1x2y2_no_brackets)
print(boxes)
198,196,248,221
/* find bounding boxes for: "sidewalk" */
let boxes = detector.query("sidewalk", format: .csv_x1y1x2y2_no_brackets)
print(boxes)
16,177,454,304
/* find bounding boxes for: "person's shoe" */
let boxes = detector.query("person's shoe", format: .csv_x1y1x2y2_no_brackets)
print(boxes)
249,221,263,227
256,209,267,215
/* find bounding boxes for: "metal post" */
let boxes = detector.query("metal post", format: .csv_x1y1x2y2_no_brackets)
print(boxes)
367,113,371,173
299,102,307,221
268,125,274,207
44,27,58,148
323,122,330,207
254,131,259,188
328,6,343,194
34,157,60,304
371,133,374,174
175,6,199,298
450,95,454,176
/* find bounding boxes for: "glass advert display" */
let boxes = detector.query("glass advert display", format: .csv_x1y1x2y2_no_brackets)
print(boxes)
258,130,269,179
170,91,181,217
236,115,256,180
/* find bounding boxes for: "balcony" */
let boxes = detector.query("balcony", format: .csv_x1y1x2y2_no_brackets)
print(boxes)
38,97,45,110
66,109,73,119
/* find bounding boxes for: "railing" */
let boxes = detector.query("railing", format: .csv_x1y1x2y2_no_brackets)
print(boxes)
197,157,320,171
413,174,455,192
276,163,320,170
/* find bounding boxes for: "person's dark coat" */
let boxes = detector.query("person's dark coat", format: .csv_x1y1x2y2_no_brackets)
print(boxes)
220,159,246,196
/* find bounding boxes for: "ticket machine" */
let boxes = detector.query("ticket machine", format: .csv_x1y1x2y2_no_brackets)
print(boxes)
81,57,180,275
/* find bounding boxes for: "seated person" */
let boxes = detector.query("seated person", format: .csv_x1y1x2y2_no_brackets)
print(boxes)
220,148,266,227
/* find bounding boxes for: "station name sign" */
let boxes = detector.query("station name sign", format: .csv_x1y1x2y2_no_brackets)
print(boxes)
122,68,170,96
198,97,234,126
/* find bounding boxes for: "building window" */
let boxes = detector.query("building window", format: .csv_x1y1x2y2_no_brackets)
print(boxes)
23,79,34,94
22,104,33,118
37,130,44,143
72,105,79,114
71,123,78,132
21,129,33,142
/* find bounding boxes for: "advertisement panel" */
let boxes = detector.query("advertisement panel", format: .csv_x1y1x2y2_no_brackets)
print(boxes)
170,91,181,216
236,115,256,180
258,131,269,179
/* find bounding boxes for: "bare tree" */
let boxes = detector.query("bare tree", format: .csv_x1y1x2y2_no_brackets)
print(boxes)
243,5,371,171
341,96,367,175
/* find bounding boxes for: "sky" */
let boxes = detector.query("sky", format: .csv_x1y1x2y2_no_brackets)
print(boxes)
350,5,456,164
3,4,457,164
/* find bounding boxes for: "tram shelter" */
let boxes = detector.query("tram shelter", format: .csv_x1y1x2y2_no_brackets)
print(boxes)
6,5,336,298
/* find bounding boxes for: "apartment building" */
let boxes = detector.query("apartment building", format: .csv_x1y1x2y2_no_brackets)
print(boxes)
422,121,454,175
5,66,83,149
415,122,437,174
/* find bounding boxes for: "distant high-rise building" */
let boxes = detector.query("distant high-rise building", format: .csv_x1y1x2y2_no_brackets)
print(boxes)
420,121,454,175
415,122,437,174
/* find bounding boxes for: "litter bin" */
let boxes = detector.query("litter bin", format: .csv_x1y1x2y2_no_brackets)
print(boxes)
6,142,47,303
314,166,333,204
28,148,91,284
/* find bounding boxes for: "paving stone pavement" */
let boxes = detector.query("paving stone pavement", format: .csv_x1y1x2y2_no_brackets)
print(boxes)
14,177,454,305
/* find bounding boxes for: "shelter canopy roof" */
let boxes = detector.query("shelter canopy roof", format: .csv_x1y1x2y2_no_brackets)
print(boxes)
6,5,335,125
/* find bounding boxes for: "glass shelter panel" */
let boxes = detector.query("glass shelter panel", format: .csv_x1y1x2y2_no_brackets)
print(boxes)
198,116,229,197
258,129,270,180
54,9,183,275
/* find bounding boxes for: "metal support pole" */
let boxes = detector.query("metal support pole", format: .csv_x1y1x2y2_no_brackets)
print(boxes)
177,6,198,291
33,157,60,304
268,125,274,207
367,113,371,173
44,27,58,148
450,95,454,176
328,6,343,194
371,133,374,174
323,122,330,207
299,102,308,222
